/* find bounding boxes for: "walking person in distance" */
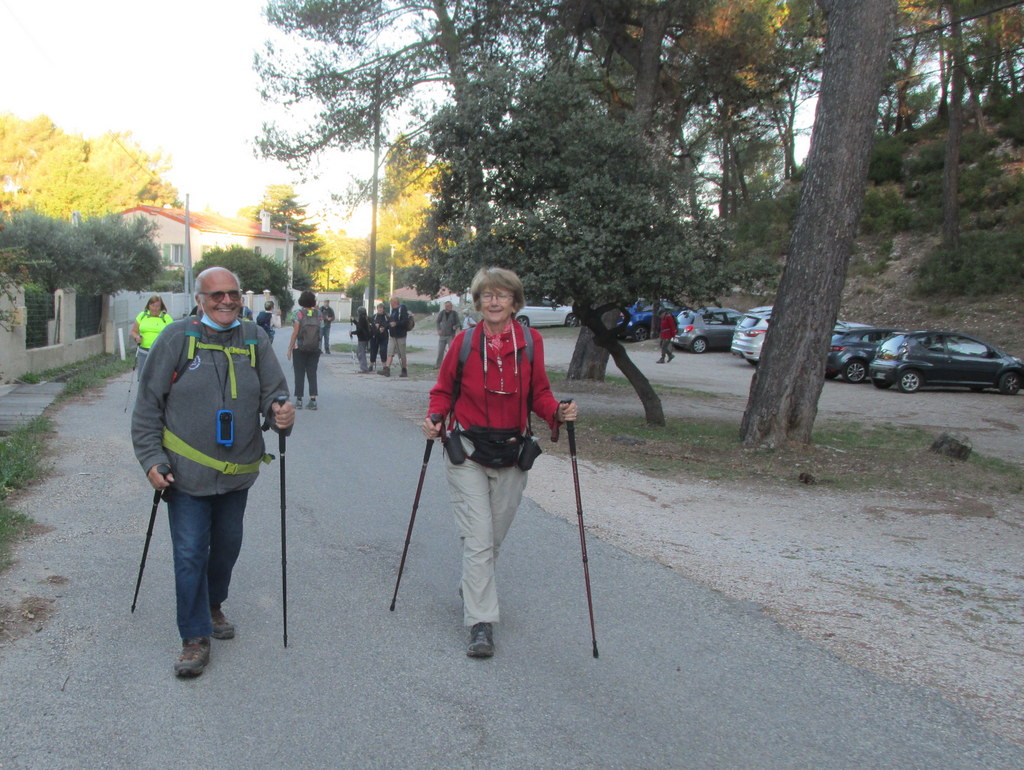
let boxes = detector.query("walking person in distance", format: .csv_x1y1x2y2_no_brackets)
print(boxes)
319,299,336,354
435,300,461,368
130,294,173,379
369,301,389,373
656,307,677,363
350,306,372,373
380,296,410,378
288,291,323,410
131,266,294,677
422,266,577,658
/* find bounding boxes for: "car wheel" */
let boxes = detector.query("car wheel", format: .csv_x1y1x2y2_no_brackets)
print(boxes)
564,313,580,327
872,379,892,389
516,315,530,328
747,358,758,366
691,337,708,354
843,359,868,384
998,371,1021,395
633,327,649,341
824,371,839,380
897,369,922,393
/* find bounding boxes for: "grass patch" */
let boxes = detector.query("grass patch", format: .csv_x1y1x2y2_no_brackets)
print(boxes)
29,354,135,400
1,354,133,570
0,417,52,569
552,412,1024,494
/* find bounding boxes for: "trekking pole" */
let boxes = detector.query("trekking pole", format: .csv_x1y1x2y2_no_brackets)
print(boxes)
123,352,138,413
275,395,292,648
130,463,170,612
563,402,599,658
390,414,444,611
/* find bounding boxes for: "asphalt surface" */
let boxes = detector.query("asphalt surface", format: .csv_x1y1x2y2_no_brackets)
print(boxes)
1,339,1022,768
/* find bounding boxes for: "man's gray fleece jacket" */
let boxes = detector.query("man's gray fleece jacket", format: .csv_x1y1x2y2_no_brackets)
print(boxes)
131,319,289,497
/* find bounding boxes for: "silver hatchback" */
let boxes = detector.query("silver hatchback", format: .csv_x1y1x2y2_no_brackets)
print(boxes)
730,309,772,364
673,308,742,353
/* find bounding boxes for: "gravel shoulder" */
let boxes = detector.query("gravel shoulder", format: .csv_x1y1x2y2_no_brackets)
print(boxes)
353,333,1024,747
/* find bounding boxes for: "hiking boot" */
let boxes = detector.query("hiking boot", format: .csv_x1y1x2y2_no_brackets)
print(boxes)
295,397,303,409
668,352,675,362
307,398,318,411
467,622,494,658
210,605,235,640
656,358,665,364
174,637,211,677
380,366,391,377
400,368,408,378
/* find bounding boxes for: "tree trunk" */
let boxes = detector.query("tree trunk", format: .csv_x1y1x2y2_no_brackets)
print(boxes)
740,0,898,449
568,323,611,379
943,2,963,250
575,309,665,426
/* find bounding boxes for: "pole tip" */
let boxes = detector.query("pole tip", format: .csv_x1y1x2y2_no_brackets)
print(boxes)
592,644,599,658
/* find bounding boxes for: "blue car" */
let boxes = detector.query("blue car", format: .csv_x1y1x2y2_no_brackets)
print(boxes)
617,300,685,341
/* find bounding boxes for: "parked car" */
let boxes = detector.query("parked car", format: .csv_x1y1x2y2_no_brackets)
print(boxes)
731,307,867,365
617,299,685,341
826,327,905,383
868,331,1023,394
515,298,578,328
729,308,773,364
672,308,743,353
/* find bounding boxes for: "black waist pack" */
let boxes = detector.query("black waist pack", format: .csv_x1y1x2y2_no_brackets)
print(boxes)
446,426,542,470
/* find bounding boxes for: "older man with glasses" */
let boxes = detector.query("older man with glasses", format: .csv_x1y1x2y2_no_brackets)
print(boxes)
132,266,295,677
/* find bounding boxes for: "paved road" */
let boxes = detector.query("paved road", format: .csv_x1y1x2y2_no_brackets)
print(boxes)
1,341,1022,768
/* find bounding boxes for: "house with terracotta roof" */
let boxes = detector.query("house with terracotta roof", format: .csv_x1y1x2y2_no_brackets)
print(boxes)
121,205,294,274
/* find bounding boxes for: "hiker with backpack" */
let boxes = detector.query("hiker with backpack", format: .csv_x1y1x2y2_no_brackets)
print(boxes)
379,296,411,378
130,295,174,379
422,267,577,658
369,302,390,373
131,267,294,677
287,291,323,410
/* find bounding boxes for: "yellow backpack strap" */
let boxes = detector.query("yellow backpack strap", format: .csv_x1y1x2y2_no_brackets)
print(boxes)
162,428,272,475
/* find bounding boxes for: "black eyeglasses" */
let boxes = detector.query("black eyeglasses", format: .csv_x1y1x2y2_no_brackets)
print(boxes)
199,290,242,303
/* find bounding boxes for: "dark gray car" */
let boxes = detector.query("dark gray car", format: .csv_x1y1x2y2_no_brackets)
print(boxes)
868,331,1024,394
826,327,904,383
673,308,742,353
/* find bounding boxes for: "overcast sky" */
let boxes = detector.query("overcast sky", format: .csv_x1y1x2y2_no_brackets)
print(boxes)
1,0,369,230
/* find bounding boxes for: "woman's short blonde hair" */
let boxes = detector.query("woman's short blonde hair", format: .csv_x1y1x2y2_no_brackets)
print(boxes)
470,267,525,312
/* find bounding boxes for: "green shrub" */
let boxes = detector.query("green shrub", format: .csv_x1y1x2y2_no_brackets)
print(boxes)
860,185,913,234
915,230,1024,295
868,135,906,184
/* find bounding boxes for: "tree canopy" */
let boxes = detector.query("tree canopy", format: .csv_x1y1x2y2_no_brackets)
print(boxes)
193,246,294,314
0,114,178,218
0,210,162,294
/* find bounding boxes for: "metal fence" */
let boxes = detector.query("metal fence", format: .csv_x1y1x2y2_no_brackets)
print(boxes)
75,294,104,339
24,287,53,349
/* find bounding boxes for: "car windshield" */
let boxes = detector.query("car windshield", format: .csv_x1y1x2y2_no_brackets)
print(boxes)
878,335,909,355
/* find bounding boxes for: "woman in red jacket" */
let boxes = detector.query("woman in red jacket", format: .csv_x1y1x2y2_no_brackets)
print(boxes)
423,267,577,658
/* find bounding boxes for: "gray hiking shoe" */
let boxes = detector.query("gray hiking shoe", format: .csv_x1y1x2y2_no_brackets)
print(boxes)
174,637,211,677
210,605,235,640
467,622,494,658
307,399,318,411
295,397,303,410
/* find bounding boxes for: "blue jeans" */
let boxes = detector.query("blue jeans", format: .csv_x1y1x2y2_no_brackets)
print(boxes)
166,489,248,639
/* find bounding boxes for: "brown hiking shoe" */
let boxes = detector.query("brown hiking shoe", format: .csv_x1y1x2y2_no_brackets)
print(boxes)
174,637,211,677
211,605,235,639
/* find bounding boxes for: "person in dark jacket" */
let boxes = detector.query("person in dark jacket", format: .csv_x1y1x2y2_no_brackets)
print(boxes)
132,267,294,677
369,302,389,373
379,297,410,378
435,300,461,368
350,306,372,372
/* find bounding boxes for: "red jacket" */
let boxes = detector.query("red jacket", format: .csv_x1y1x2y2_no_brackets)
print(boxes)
428,323,562,433
659,313,677,340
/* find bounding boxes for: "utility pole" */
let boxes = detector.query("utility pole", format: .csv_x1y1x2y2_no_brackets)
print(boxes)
368,72,382,308
184,193,193,299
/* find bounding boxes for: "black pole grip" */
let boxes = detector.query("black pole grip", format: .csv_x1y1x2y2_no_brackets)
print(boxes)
275,395,293,438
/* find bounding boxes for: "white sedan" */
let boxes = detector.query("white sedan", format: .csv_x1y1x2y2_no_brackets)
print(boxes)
515,299,579,328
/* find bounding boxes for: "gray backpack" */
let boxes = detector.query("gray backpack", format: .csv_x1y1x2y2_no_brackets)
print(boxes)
296,309,322,352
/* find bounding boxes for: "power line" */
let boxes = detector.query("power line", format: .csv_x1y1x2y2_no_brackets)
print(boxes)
895,0,1024,41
